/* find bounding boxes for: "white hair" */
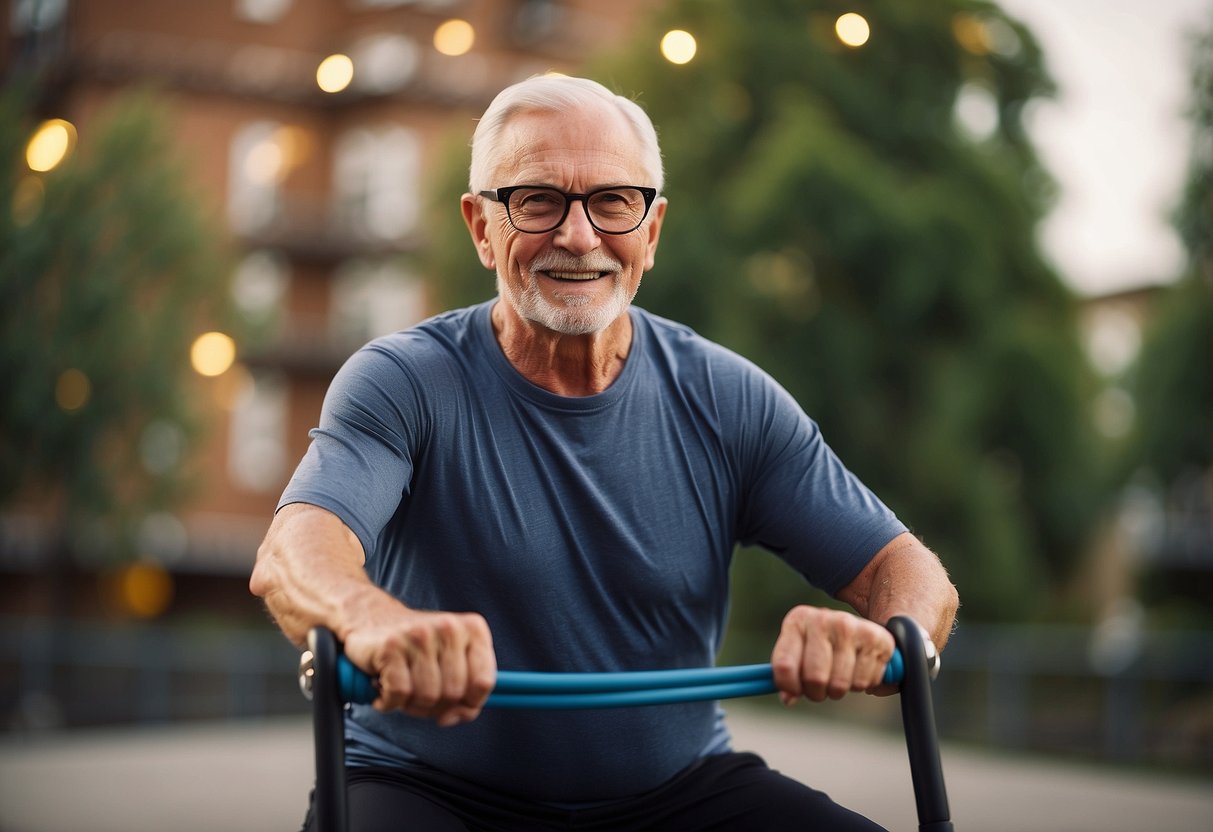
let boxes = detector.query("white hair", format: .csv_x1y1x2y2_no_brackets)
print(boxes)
468,75,664,193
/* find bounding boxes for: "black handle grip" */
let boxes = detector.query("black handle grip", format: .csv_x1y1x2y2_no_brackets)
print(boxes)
887,616,954,832
307,627,349,832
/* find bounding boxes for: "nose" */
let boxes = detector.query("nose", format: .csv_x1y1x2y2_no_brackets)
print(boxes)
551,199,601,255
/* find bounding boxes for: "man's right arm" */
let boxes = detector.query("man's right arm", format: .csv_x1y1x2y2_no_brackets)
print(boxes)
250,502,496,727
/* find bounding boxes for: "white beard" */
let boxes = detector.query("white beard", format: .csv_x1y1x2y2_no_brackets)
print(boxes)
497,256,636,335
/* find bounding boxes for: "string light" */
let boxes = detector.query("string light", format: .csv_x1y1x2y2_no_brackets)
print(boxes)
835,13,871,48
661,30,697,65
316,54,354,93
26,119,77,172
190,332,237,377
433,19,475,56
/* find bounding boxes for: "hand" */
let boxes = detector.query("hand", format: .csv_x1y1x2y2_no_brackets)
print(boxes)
770,605,896,704
343,609,497,727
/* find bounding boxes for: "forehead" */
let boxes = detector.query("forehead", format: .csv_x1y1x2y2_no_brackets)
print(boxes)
492,105,650,188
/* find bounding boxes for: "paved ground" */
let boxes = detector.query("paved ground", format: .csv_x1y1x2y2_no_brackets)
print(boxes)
1,705,1210,832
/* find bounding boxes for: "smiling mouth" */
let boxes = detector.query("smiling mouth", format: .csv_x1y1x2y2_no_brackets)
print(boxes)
542,271,610,281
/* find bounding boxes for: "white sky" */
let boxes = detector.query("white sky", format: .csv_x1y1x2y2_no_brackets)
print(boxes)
999,0,1212,296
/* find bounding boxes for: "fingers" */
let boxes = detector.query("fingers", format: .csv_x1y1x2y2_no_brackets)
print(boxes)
771,606,894,706
348,610,496,727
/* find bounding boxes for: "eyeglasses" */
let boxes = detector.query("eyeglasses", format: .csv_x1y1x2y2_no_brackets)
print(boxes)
478,185,657,235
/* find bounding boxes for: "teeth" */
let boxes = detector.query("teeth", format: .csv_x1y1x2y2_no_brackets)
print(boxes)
547,271,599,280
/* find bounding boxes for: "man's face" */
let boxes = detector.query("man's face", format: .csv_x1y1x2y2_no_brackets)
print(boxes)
463,105,665,336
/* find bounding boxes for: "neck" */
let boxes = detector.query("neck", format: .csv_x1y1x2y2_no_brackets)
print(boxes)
490,300,632,396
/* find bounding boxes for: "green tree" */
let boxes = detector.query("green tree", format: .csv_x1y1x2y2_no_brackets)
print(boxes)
1133,22,1213,482
1125,20,1213,620
429,0,1112,623
0,89,237,564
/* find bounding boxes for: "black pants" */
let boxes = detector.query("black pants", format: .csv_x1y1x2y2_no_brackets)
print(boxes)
301,752,886,831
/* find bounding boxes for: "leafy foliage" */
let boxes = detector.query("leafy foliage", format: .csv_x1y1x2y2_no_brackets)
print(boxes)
1123,20,1213,621
1132,23,1213,482
0,89,236,561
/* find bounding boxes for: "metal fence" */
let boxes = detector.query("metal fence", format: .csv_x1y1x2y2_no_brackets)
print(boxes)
930,624,1213,772
1,617,306,730
3,617,1211,774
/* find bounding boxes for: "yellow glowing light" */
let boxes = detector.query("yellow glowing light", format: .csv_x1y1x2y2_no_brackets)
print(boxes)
835,13,871,48
660,30,697,65
26,119,77,172
952,14,992,56
55,368,91,411
190,331,237,377
117,562,174,619
316,53,354,93
433,19,475,56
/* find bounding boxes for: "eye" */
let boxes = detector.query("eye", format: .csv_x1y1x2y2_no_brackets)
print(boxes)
515,190,562,209
589,189,642,217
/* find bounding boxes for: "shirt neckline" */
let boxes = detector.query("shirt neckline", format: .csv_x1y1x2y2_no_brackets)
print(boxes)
473,300,642,413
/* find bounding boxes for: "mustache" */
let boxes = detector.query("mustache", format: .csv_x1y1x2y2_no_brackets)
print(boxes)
527,251,622,273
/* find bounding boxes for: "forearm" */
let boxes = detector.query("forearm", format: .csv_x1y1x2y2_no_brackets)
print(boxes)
249,502,404,646
838,532,959,650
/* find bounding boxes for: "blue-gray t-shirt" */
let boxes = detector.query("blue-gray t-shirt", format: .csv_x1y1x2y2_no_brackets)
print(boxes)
279,300,906,803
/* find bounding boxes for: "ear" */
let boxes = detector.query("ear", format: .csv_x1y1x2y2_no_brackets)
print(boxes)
461,193,496,270
642,197,667,272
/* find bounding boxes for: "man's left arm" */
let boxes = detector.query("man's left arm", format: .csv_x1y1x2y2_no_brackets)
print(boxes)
836,531,959,651
770,532,958,704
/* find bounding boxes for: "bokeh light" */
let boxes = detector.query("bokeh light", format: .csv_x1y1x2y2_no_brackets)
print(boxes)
660,29,697,65
190,331,237,377
433,19,475,56
835,13,871,48
114,561,174,619
26,118,77,172
952,13,992,56
55,368,91,411
316,53,354,93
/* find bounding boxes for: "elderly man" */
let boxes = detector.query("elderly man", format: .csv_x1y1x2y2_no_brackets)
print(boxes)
251,75,958,832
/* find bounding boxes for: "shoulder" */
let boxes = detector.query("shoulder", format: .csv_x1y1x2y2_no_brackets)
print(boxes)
323,302,491,423
344,302,487,382
632,306,785,402
634,307,763,376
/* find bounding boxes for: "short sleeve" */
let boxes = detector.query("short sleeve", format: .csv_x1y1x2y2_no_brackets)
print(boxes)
277,339,427,558
731,369,906,595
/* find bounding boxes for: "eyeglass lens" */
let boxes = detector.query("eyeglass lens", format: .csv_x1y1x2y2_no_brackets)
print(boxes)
507,187,648,233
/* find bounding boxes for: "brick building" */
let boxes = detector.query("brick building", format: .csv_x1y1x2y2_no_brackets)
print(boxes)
2,0,655,724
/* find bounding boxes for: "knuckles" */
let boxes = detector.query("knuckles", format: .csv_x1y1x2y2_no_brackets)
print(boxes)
775,605,896,702
364,610,496,718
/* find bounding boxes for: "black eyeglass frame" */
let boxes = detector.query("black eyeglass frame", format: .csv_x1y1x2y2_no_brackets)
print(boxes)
478,185,658,235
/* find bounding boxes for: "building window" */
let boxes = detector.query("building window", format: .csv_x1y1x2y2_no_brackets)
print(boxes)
333,126,422,240
351,33,420,94
330,259,426,346
228,121,285,234
235,0,293,24
228,370,288,493
231,249,290,335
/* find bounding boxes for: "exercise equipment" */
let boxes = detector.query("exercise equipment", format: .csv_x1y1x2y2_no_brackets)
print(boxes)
299,616,953,831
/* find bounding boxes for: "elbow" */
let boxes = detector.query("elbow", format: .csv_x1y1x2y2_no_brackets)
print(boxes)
248,541,276,600
936,581,961,649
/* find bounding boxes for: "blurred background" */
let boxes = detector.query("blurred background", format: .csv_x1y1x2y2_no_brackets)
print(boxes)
1,0,1210,828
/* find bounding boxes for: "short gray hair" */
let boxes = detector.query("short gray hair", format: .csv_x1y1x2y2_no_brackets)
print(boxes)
468,75,664,193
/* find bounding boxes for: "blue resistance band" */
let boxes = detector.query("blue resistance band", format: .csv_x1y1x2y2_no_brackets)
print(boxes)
336,650,905,707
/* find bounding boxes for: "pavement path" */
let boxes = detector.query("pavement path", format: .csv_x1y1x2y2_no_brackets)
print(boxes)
1,705,1209,832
